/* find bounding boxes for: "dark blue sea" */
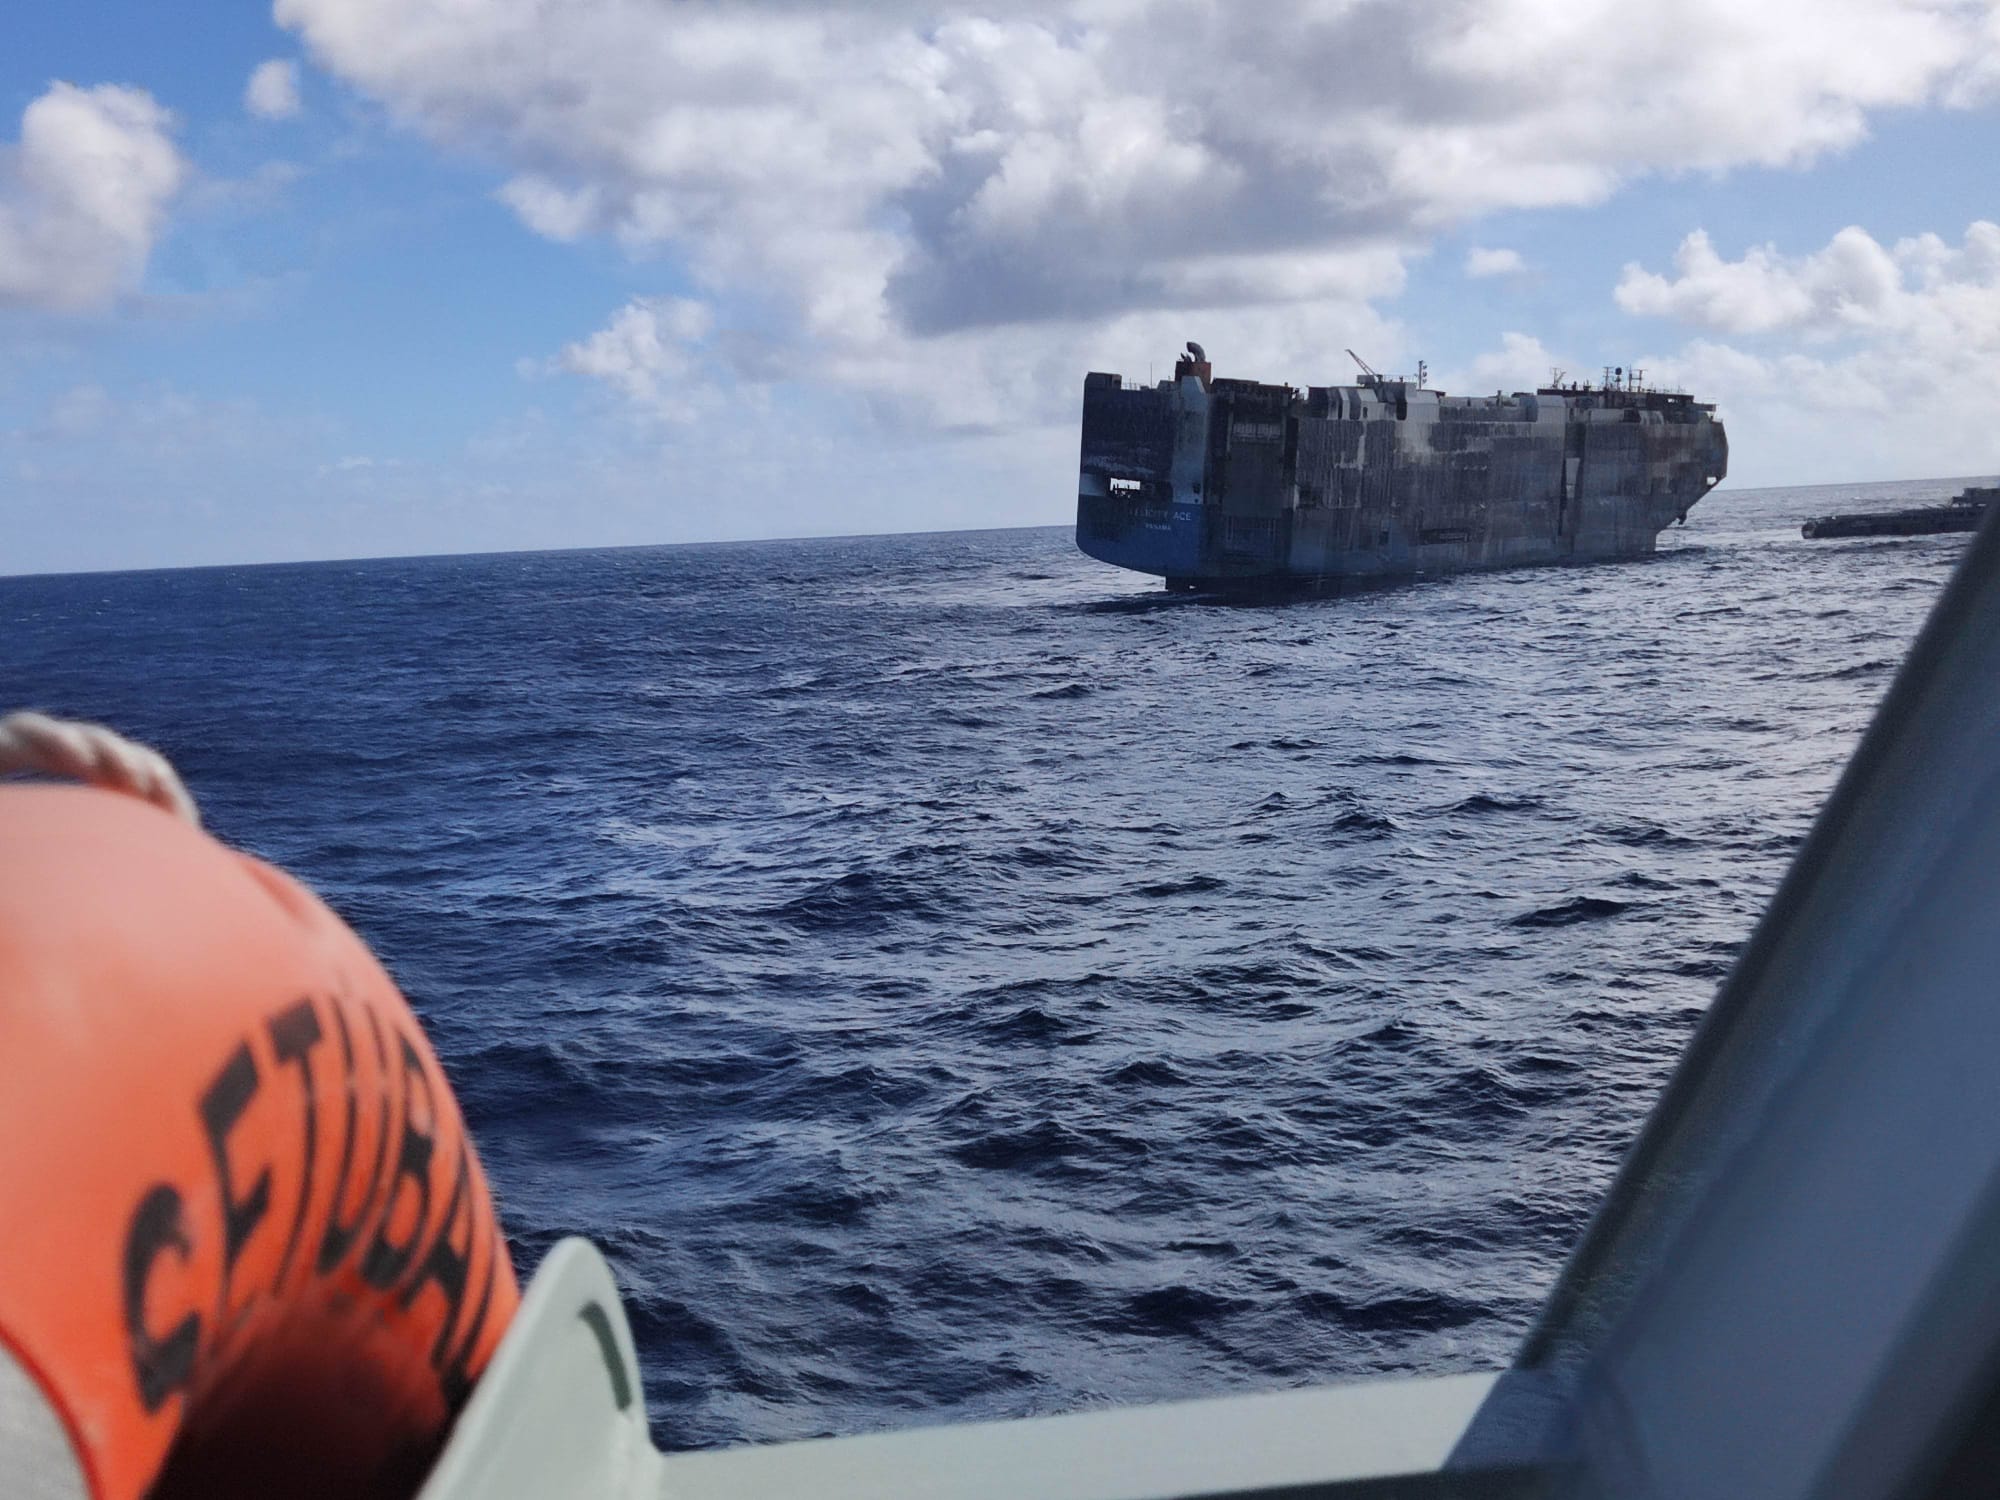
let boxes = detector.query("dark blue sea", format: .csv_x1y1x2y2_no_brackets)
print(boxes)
0,477,1980,1451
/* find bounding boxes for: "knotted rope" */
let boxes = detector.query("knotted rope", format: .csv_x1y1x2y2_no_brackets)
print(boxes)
0,712,200,826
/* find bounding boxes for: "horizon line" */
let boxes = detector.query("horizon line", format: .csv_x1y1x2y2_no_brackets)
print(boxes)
5,474,1994,582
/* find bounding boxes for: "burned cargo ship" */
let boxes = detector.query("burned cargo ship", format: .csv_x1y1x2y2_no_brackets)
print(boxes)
1075,345,1727,591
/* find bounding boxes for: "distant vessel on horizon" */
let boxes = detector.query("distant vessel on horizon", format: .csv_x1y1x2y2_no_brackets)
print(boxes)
1075,344,1728,592
1801,484,1997,540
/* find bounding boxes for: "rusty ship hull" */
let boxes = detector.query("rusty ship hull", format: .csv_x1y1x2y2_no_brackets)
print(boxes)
1075,351,1728,591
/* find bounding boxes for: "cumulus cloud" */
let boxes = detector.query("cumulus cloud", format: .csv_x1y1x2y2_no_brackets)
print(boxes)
1445,331,1567,393
1465,247,1526,278
1640,221,2000,358
552,296,718,419
1616,227,1878,334
1623,222,2000,482
0,83,187,312
1618,222,2000,338
245,59,303,120
272,0,2000,429
496,176,600,242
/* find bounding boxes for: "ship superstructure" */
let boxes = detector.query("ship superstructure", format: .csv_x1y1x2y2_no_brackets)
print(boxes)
1076,344,1727,590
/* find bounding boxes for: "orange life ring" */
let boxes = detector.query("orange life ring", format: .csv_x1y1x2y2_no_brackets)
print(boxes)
0,784,521,1499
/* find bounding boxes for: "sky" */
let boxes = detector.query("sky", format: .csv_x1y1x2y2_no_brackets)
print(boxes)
5,0,2000,574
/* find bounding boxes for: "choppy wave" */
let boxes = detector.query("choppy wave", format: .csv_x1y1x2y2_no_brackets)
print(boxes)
0,478,1975,1450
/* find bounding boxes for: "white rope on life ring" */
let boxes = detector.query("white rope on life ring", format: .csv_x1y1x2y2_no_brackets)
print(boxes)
0,711,200,826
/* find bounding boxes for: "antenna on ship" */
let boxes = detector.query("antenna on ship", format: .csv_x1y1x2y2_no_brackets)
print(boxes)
1417,359,1428,389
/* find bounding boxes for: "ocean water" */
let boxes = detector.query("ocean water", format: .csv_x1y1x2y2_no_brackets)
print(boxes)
0,476,1982,1451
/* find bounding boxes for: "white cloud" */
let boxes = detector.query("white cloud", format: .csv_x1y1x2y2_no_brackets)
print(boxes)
1443,331,1567,394
1620,222,2000,483
1465,246,1526,278
496,176,600,242
245,59,303,120
552,296,718,419
1945,0,2000,103
272,0,2000,429
1616,227,1894,334
0,83,186,312
1618,222,2000,339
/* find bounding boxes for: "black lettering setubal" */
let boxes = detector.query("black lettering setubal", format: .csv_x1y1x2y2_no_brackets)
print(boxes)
199,1042,270,1304
318,1001,394,1275
266,998,325,1292
400,1133,474,1374
360,1033,435,1290
122,1184,201,1412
